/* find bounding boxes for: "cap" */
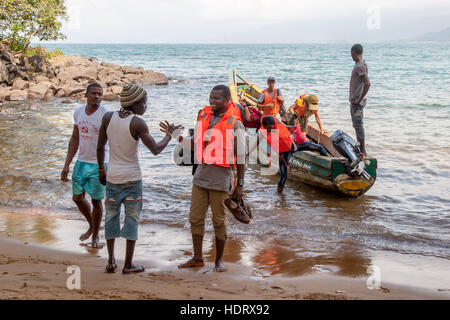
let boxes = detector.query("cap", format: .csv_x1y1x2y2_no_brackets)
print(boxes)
304,94,319,111
267,77,275,82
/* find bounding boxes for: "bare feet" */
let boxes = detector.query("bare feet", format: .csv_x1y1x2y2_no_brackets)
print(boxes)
79,228,93,241
215,260,227,272
277,186,284,193
178,258,205,269
122,264,145,274
91,237,104,249
105,260,117,273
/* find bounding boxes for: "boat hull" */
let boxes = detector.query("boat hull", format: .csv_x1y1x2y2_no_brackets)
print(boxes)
289,151,377,197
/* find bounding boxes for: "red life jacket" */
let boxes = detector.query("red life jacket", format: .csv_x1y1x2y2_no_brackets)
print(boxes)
195,104,238,168
259,116,294,153
262,89,280,116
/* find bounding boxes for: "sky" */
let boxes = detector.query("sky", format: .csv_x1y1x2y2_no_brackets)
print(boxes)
58,0,450,43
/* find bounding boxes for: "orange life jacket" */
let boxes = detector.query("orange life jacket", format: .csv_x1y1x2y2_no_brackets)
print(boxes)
195,103,238,168
229,101,243,123
262,89,280,116
294,94,316,119
259,116,294,153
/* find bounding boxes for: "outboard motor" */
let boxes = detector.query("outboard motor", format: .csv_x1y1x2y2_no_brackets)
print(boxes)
331,130,370,180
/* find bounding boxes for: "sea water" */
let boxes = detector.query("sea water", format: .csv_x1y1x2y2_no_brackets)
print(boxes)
0,43,449,282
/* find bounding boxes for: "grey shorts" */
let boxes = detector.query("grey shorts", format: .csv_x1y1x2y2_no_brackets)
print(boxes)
350,103,365,140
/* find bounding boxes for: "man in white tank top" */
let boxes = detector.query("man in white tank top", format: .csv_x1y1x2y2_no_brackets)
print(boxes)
97,84,182,274
61,83,108,249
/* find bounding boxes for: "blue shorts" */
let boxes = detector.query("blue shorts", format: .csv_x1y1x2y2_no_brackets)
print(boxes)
72,161,107,200
105,180,143,241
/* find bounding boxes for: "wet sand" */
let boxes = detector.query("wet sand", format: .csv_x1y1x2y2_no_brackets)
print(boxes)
1,238,447,300
1,210,449,300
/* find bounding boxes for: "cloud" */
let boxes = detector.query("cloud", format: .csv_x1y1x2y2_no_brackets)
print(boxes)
60,0,450,43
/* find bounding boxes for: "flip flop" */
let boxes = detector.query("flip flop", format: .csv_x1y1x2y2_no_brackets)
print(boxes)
91,241,104,249
122,264,145,274
225,197,252,224
79,230,93,241
105,263,117,273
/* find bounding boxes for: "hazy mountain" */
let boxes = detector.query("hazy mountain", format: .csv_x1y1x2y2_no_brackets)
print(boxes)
411,27,450,41
245,13,450,44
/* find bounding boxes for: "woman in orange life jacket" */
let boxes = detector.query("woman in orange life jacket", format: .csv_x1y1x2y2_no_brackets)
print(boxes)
257,115,327,193
288,94,324,135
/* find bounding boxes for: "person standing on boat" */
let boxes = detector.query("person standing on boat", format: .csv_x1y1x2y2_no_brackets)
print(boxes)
257,77,285,119
349,44,371,156
177,85,246,272
96,84,182,274
61,83,108,249
256,116,327,193
287,94,324,135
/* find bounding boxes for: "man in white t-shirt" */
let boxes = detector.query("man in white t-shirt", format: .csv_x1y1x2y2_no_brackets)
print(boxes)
61,83,109,249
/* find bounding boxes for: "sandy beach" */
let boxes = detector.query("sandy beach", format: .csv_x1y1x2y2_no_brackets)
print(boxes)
1,210,449,300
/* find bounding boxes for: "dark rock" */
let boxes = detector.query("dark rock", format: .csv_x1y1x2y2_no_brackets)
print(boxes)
0,44,14,64
0,60,8,83
26,55,46,73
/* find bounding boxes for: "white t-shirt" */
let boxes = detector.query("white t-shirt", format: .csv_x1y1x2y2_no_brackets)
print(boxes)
74,105,109,164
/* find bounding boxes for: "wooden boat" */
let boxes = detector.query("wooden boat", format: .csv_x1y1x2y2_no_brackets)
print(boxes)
227,63,377,197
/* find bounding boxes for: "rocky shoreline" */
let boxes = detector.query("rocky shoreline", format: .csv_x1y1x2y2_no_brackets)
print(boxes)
0,44,169,107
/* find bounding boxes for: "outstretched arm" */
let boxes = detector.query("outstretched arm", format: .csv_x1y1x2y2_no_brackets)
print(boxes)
61,125,79,182
135,119,183,156
314,112,324,134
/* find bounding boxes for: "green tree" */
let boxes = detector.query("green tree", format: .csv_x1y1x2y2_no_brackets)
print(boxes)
0,0,68,53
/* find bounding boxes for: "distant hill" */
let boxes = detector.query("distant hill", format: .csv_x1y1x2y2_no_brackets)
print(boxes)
411,27,450,41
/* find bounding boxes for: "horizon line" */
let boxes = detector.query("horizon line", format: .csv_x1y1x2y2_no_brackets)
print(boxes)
34,40,448,45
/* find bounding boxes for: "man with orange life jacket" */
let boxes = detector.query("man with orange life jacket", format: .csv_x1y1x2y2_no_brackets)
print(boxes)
177,85,246,273
287,94,324,135
257,115,327,193
257,77,285,119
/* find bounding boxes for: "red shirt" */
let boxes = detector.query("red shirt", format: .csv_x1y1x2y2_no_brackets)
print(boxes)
293,124,306,144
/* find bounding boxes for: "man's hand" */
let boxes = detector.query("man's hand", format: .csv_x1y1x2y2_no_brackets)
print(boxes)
231,185,244,201
160,121,184,138
98,167,107,186
61,166,70,183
